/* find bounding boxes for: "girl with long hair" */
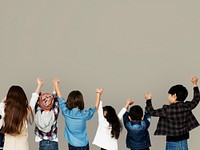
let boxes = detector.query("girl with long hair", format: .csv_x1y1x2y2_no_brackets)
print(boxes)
92,98,133,150
1,78,43,150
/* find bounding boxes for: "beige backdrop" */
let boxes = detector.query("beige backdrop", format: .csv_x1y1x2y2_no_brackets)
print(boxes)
0,1,200,150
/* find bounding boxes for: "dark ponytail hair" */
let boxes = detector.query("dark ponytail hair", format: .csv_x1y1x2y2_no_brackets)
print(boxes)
103,106,122,139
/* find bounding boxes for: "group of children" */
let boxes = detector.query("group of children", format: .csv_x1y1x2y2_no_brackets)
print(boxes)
0,76,199,150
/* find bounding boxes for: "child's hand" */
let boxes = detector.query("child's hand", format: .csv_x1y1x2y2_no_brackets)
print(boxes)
144,92,152,100
1,97,6,103
95,88,103,109
35,78,44,94
53,77,60,85
96,88,103,95
37,78,44,87
191,76,198,86
127,98,134,105
124,98,134,109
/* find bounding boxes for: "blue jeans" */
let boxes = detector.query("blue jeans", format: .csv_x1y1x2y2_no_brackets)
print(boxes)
68,143,89,150
39,140,58,150
166,139,188,150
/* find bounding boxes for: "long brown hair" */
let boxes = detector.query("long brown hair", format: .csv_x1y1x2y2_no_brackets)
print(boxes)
2,85,33,135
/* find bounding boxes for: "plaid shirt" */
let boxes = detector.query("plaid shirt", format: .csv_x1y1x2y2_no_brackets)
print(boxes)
146,86,200,136
35,93,59,140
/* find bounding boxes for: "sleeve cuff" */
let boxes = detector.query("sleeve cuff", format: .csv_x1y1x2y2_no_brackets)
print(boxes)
146,99,152,105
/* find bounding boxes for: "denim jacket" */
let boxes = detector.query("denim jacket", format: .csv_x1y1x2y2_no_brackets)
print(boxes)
123,111,151,150
58,98,96,147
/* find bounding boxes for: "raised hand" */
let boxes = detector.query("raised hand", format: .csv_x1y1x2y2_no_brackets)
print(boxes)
96,88,103,95
124,98,134,109
144,92,152,101
191,76,198,87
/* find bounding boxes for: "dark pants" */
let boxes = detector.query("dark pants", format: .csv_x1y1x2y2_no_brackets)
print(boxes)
68,143,89,150
131,148,150,150
0,133,4,150
39,140,58,150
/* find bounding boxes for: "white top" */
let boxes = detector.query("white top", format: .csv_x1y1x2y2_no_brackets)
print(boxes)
0,102,5,129
92,101,126,150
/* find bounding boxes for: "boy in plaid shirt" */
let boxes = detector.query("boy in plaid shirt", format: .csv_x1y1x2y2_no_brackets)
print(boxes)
145,76,200,150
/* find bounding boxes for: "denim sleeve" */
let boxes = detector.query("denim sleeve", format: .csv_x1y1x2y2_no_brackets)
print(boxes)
144,110,151,128
123,112,129,129
146,100,168,117
83,107,96,120
58,97,69,117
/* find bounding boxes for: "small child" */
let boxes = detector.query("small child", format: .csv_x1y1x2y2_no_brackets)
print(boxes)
53,77,103,150
123,100,151,150
93,98,133,150
34,80,59,150
145,76,200,150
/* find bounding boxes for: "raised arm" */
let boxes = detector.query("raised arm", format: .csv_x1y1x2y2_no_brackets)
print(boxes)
53,77,61,98
124,98,134,109
191,76,198,87
145,92,168,117
185,76,200,109
35,78,44,94
191,76,199,101
95,88,103,110
29,78,44,110
118,98,134,119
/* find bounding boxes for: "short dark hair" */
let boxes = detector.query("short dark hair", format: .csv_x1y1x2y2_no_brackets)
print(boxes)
168,84,188,102
129,105,143,121
66,90,84,110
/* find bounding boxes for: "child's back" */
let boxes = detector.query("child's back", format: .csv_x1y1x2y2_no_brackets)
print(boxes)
34,92,59,150
58,90,96,147
93,98,133,150
145,76,200,150
123,105,151,150
53,77,103,149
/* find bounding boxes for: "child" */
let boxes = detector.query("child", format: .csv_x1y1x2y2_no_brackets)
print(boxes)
53,77,103,150
123,100,151,150
145,76,200,150
1,78,43,150
93,98,134,150
34,81,59,150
